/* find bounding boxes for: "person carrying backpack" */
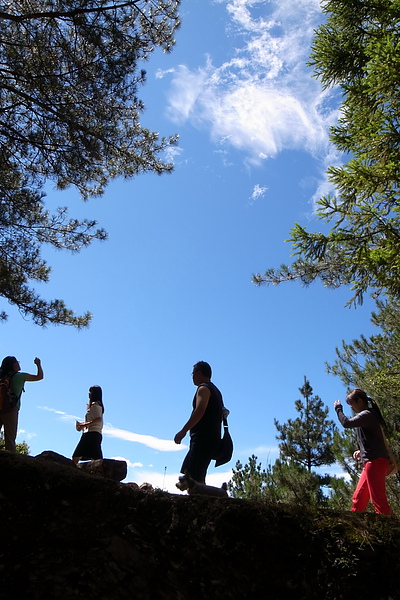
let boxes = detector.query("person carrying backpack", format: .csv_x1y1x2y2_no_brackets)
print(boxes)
0,356,44,453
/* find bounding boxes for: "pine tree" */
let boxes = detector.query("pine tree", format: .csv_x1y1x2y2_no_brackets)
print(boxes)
228,454,330,506
275,377,336,471
228,455,270,500
254,0,400,307
229,378,337,506
0,1,180,326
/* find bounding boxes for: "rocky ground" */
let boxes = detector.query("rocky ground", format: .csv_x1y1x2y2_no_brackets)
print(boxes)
1,451,400,600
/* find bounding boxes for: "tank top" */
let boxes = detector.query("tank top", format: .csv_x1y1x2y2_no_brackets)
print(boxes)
190,381,223,442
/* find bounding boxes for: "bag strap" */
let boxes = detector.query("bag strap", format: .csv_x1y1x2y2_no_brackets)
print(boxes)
202,382,229,428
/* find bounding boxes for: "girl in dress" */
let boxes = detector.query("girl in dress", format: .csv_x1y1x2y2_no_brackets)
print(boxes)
72,385,104,464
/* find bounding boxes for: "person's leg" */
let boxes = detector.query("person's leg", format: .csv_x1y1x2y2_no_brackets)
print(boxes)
365,458,391,515
181,441,212,485
180,438,198,479
72,433,86,464
2,408,18,453
92,432,103,459
351,465,370,512
191,455,211,485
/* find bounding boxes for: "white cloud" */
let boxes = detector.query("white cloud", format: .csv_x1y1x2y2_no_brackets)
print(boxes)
38,406,187,453
250,183,267,204
205,469,233,488
163,143,183,164
111,456,143,468
166,64,209,122
165,0,336,166
103,425,187,452
38,406,80,422
155,67,175,79
124,467,233,494
17,429,37,441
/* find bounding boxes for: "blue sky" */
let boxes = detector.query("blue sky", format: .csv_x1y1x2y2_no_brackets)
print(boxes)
2,0,379,492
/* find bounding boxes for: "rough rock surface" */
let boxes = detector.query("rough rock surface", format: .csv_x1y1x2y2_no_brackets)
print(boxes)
76,457,127,481
1,451,400,600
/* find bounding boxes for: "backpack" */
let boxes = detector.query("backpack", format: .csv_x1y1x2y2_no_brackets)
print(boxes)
0,372,18,412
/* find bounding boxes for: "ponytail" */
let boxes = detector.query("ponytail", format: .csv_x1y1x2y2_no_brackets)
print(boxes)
368,397,387,430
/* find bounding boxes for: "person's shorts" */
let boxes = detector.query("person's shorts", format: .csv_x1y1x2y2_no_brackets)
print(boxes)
72,431,103,460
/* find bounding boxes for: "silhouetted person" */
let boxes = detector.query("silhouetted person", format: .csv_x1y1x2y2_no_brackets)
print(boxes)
0,356,43,452
72,385,104,464
174,361,223,484
334,389,391,515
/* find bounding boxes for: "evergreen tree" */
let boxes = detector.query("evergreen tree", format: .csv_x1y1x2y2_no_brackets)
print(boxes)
228,454,330,506
0,0,180,326
0,173,108,327
269,459,328,506
275,377,336,471
326,472,353,510
254,0,400,307
229,378,337,506
228,455,270,500
328,299,400,405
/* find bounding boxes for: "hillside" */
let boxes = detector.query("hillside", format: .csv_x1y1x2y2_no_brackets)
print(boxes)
1,451,399,600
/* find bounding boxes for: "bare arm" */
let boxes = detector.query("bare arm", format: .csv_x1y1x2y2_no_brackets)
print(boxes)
76,416,102,431
77,403,102,430
174,386,211,444
25,357,44,382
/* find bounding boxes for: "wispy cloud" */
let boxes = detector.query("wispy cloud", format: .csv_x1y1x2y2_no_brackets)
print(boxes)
17,429,37,441
38,406,186,452
163,144,183,164
163,0,337,170
103,425,186,452
38,406,80,422
249,183,267,205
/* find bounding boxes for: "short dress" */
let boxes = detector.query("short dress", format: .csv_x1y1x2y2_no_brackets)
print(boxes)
72,402,103,460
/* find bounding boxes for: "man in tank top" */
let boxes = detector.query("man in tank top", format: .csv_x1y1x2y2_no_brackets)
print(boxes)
174,361,223,484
